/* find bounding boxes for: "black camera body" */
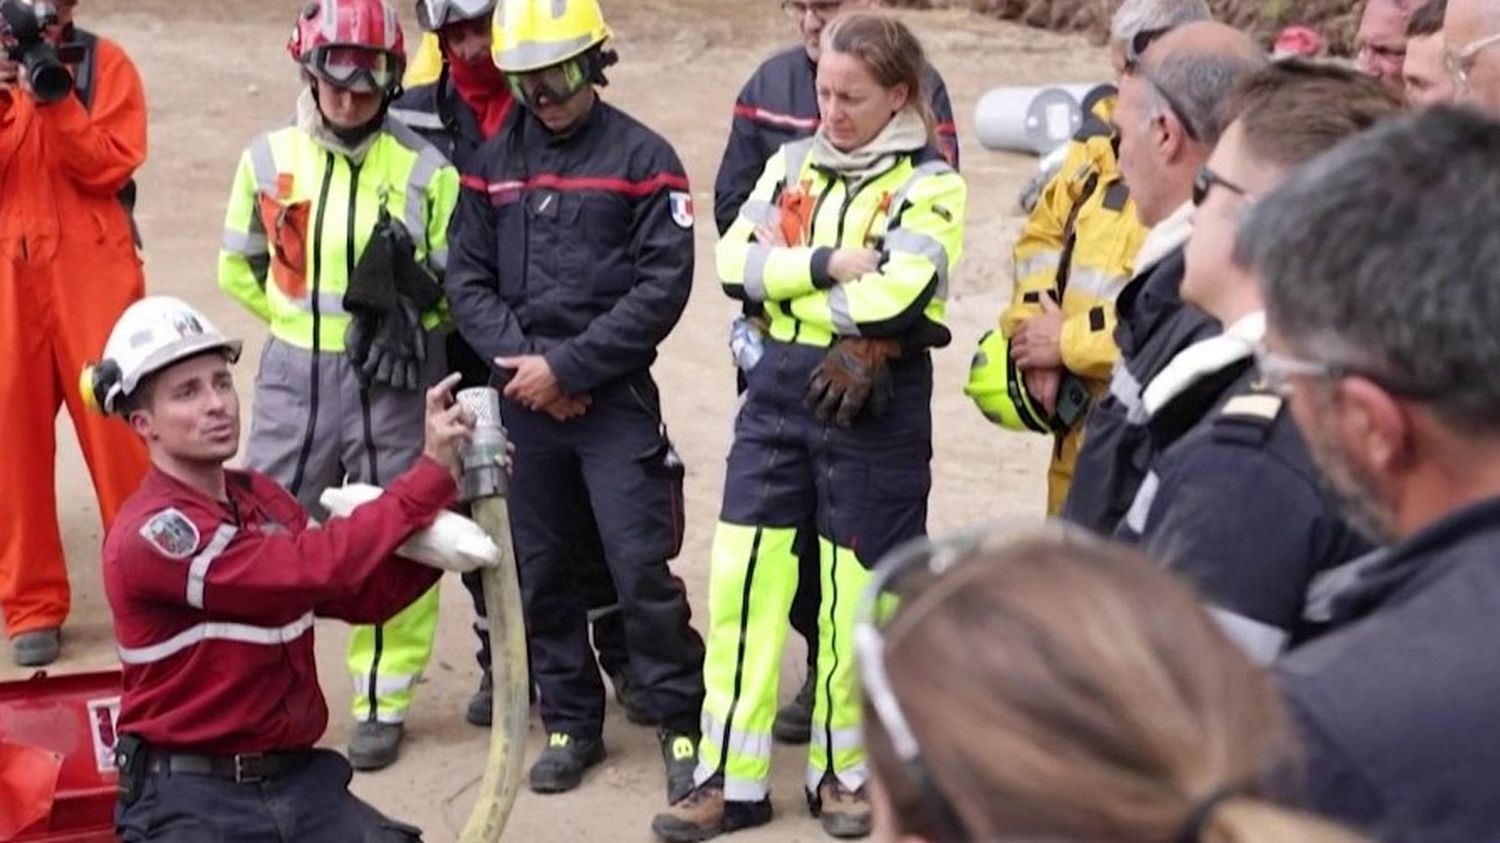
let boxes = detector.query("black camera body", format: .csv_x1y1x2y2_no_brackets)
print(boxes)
1,0,85,104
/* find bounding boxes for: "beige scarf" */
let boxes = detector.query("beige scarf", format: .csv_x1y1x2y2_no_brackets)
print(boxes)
810,106,930,182
296,88,382,163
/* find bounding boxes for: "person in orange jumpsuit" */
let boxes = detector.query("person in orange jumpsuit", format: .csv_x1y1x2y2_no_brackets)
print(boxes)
0,0,148,667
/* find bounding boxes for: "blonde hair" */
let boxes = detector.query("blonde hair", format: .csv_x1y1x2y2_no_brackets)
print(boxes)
867,532,1364,843
820,11,936,144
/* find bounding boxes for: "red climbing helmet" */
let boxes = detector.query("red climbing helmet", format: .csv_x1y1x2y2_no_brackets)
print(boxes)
287,0,407,94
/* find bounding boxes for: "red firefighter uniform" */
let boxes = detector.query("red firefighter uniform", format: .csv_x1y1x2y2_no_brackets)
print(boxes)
103,458,452,753
0,34,149,638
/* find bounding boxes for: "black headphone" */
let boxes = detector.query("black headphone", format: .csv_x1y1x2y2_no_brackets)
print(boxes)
83,358,123,415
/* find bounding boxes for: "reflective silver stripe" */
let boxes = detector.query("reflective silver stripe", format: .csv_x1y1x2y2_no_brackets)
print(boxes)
117,613,315,665
808,724,863,755
249,135,278,193
281,291,350,318
401,141,448,260
222,227,267,256
723,774,770,802
494,33,595,71
700,713,773,763
890,160,953,218
352,672,418,699
383,0,399,50
1210,607,1290,666
428,247,449,273
885,227,950,299
783,138,815,185
742,244,773,301
828,285,859,336
1015,251,1062,280
185,524,237,610
389,107,445,131
740,199,777,227
1123,471,1159,536
806,759,870,794
1109,361,1147,424
1068,266,1131,301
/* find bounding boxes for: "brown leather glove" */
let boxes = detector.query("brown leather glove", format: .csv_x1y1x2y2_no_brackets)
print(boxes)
805,338,903,427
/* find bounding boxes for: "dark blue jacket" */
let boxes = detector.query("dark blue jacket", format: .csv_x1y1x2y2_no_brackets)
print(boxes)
712,46,959,234
390,67,509,176
1117,365,1373,659
1061,247,1218,534
1277,495,1500,842
445,100,695,395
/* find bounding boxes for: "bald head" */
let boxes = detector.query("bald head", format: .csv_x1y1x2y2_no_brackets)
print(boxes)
1446,0,1500,114
1140,21,1266,147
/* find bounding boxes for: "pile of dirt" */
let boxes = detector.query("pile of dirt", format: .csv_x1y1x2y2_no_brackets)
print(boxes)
892,0,1365,54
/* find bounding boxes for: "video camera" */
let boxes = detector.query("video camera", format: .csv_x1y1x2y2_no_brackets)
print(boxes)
0,0,85,104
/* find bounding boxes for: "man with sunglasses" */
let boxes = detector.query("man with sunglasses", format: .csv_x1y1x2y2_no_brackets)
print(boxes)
1239,106,1500,842
446,0,706,800
1444,0,1500,109
1114,62,1400,665
218,0,460,772
994,0,1207,519
1061,21,1262,535
708,0,959,747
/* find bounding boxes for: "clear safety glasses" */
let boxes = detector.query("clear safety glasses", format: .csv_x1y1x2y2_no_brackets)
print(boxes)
416,0,493,31
855,522,1106,842
1445,30,1500,91
307,44,401,93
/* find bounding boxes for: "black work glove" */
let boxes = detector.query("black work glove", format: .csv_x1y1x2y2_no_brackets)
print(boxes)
805,338,902,427
351,298,426,390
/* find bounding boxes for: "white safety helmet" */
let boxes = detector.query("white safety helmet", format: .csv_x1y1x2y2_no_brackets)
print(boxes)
82,296,242,416
415,0,496,31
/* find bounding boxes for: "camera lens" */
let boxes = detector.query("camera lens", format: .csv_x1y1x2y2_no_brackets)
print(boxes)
22,45,72,103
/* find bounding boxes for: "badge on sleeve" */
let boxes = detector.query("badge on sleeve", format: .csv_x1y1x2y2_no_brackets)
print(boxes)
669,191,694,230
139,508,200,560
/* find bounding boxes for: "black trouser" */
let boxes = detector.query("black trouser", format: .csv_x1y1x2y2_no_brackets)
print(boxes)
450,333,632,685
115,749,420,841
506,374,705,738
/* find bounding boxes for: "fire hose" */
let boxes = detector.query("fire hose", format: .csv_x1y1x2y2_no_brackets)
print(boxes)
454,387,529,842
322,386,529,840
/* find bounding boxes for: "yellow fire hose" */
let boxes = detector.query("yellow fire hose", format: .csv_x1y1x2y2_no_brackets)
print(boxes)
456,389,530,842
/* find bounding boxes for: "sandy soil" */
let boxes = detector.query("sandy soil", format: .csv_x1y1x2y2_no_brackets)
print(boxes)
3,1,1109,839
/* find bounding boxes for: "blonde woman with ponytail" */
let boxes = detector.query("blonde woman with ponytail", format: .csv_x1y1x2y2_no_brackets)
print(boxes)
857,530,1363,843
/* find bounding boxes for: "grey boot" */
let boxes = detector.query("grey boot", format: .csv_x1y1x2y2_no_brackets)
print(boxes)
12,628,60,668
348,721,404,771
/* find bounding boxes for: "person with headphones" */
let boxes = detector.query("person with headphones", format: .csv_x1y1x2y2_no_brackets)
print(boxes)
445,0,705,800
217,0,460,772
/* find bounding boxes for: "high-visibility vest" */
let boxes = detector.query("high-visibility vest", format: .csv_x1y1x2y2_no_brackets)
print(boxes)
718,137,965,349
218,120,459,352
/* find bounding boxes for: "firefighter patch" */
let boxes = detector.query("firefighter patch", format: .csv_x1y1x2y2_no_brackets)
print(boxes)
139,508,200,560
669,191,695,230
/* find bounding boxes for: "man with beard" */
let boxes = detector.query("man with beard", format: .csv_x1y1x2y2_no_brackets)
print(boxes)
1239,107,1500,842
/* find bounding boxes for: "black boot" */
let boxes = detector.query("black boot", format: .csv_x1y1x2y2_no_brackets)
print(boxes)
659,728,699,803
528,732,606,794
772,675,814,744
465,671,493,727
609,666,656,726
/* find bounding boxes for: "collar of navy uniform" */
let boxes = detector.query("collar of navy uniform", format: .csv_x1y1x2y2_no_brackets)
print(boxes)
1303,494,1500,625
1142,311,1265,417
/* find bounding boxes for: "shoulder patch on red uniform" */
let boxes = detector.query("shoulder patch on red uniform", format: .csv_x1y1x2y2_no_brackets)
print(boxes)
138,508,200,560
670,191,694,229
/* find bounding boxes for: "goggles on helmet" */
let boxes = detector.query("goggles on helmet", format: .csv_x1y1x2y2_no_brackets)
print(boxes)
507,56,592,110
415,0,494,31
305,44,402,93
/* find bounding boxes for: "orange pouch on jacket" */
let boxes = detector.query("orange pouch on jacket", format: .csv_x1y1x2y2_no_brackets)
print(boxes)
257,192,312,300
777,180,814,247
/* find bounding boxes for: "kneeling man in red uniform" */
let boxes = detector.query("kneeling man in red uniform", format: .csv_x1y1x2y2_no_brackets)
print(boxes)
88,295,475,841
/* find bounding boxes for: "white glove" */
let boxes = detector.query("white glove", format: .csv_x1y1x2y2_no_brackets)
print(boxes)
319,483,501,574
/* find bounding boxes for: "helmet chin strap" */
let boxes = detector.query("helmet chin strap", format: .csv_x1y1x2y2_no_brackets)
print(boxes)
310,82,395,146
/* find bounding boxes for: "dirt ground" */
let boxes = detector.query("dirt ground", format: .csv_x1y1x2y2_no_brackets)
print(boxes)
2,1,1110,839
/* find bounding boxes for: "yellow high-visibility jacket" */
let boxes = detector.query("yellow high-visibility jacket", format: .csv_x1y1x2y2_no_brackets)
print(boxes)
719,137,965,348
1000,95,1148,385
218,119,458,352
